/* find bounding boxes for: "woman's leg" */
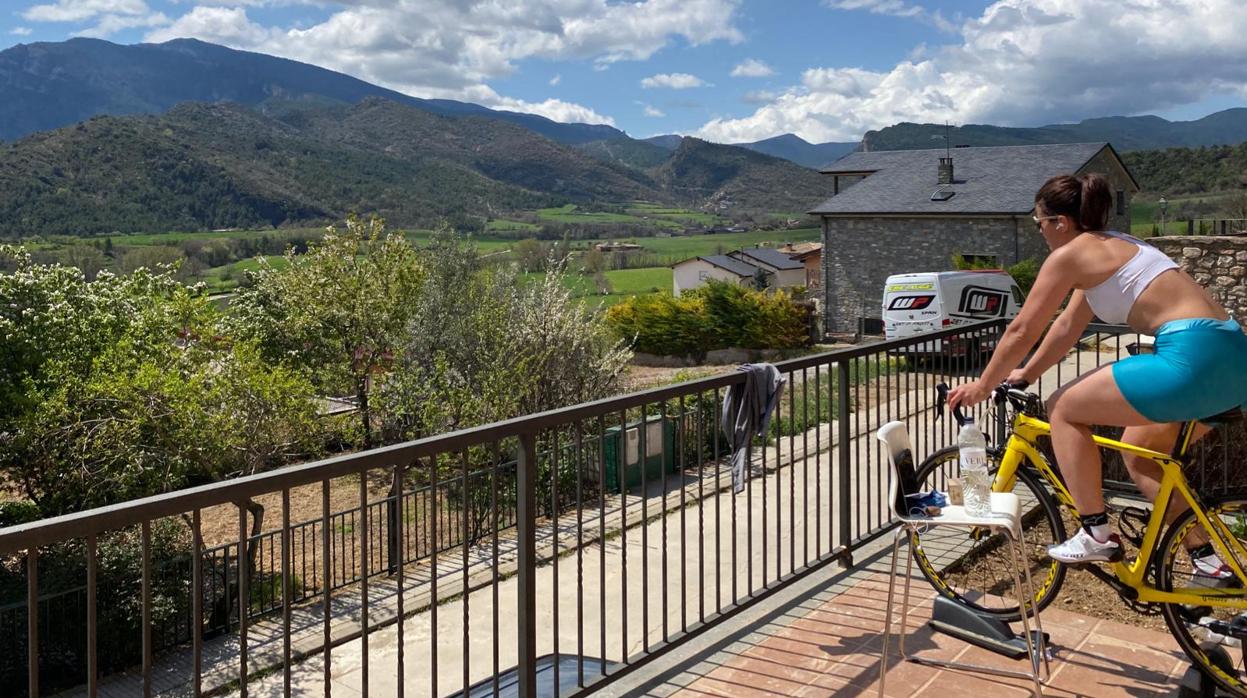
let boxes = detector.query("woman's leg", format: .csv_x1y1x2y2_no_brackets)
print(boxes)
1121,422,1213,547
1047,364,1154,518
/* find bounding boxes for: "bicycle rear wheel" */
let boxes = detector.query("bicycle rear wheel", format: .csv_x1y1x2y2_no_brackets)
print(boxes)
909,445,1067,623
1158,496,1247,697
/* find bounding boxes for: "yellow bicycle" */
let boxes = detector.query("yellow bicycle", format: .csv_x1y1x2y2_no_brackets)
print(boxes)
909,382,1247,695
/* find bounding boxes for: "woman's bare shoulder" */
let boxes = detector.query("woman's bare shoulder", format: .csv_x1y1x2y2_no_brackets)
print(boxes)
1044,234,1114,281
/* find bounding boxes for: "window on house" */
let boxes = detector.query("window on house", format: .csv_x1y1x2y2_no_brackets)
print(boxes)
698,270,711,281
1116,190,1125,216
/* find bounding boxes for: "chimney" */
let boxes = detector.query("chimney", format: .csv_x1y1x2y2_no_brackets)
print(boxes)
938,156,954,185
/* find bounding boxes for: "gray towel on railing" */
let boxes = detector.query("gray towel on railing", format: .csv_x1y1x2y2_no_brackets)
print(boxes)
720,363,786,493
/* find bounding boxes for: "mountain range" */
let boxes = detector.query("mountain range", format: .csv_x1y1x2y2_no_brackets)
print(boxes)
860,111,1247,154
0,97,829,236
0,36,1245,237
0,37,624,146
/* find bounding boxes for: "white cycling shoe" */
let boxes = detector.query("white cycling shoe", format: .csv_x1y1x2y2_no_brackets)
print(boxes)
1192,549,1235,580
1047,528,1124,563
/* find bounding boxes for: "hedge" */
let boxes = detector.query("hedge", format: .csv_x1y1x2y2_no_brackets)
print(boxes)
605,280,809,357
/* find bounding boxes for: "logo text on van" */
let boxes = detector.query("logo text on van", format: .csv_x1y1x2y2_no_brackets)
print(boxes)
957,285,1009,317
886,282,934,292
887,295,935,310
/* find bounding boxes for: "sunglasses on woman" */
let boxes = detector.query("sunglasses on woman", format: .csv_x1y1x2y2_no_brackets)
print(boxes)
1032,215,1059,231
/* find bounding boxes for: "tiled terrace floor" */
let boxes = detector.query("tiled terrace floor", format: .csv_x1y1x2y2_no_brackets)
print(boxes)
599,535,1202,698
669,572,1190,697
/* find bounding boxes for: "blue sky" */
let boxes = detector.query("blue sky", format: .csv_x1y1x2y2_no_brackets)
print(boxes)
5,0,1246,143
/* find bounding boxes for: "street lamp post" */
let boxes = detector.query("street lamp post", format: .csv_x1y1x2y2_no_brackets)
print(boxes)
1159,196,1168,236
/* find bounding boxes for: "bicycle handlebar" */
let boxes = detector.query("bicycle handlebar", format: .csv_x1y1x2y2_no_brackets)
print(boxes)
935,380,1031,428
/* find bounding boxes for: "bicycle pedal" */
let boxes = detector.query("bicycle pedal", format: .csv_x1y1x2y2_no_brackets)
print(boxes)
1181,604,1213,624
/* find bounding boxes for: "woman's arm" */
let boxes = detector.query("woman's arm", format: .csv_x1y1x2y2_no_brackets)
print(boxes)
948,249,1078,409
1016,291,1095,382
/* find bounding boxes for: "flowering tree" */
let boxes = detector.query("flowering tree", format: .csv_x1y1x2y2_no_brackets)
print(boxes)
230,215,425,447
0,246,323,516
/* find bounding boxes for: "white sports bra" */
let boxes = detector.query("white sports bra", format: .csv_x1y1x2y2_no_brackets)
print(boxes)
1081,231,1178,325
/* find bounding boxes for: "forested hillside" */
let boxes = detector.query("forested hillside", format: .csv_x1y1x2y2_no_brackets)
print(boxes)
1122,142,1247,194
0,99,826,237
651,138,828,213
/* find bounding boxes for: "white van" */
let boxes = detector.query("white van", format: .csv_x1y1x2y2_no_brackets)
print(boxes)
882,270,1024,357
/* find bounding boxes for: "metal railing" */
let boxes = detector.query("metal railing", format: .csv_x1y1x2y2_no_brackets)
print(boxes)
0,318,1242,697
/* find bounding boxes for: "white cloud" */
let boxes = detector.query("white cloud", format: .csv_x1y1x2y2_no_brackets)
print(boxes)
644,105,665,117
641,72,707,89
74,11,168,38
147,0,740,94
698,0,1247,143
23,0,149,23
487,93,616,126
731,59,774,78
825,0,956,32
147,6,271,46
10,27,33,35
549,74,561,86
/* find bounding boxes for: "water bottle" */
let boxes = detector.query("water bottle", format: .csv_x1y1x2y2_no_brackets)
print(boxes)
959,417,992,516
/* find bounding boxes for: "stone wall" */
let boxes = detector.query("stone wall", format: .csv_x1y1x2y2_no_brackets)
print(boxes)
1150,236,1247,321
1078,148,1135,236
820,215,1048,332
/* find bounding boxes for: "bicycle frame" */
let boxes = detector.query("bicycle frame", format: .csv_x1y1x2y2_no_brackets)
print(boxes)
993,411,1247,608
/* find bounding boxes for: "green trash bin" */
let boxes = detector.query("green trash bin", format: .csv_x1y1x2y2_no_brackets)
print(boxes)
602,414,677,493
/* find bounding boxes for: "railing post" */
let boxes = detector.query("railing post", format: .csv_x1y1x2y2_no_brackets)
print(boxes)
837,360,852,566
386,480,400,575
517,432,538,698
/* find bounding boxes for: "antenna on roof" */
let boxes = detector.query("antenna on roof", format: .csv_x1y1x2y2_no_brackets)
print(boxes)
945,121,951,159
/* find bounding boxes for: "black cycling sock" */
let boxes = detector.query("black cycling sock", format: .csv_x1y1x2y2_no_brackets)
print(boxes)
1080,511,1111,541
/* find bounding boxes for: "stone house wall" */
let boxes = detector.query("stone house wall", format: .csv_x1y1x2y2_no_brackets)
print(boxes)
1150,236,1247,321
820,216,1048,332
817,144,1137,334
1077,148,1135,236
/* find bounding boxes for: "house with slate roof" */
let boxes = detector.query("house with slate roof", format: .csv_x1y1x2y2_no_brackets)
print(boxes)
808,142,1139,334
729,247,806,288
672,254,761,295
671,244,821,295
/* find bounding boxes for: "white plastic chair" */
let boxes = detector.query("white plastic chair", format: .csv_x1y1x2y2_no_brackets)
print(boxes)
875,420,1049,697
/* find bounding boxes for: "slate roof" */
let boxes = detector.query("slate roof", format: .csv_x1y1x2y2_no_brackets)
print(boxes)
697,254,758,277
809,142,1135,216
732,247,804,271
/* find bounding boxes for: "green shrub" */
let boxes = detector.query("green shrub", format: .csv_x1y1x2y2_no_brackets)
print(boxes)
0,500,41,527
606,280,809,357
1007,258,1041,295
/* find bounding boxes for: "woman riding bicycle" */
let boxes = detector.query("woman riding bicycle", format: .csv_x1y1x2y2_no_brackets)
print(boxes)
947,173,1247,566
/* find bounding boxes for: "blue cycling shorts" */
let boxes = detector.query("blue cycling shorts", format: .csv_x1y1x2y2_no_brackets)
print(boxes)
1113,318,1247,423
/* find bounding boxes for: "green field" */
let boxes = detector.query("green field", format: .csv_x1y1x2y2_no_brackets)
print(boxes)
526,267,674,308
16,209,818,305
1130,192,1237,236
623,202,721,226
202,255,290,293
536,203,725,230
484,219,540,232
100,228,311,246
538,204,652,225
599,228,821,260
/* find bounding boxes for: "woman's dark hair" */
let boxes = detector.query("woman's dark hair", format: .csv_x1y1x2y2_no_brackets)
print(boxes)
1035,173,1112,231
